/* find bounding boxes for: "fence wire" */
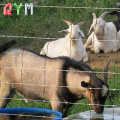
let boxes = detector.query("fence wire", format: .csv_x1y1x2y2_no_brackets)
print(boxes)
0,1,120,120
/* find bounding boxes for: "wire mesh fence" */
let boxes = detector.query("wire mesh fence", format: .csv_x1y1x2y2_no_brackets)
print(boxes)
0,0,120,119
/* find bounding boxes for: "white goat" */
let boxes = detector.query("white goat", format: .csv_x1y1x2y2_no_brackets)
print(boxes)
40,20,88,62
84,12,120,53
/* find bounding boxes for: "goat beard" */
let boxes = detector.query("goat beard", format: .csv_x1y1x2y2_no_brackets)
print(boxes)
71,39,77,46
96,35,103,41
95,32,104,41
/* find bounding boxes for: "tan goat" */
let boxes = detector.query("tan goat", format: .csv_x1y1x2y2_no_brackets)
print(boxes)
0,40,110,117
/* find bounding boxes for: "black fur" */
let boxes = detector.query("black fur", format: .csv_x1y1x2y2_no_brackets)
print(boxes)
0,40,16,54
109,9,120,23
81,81,89,88
61,57,92,72
109,6,120,32
59,57,94,104
109,9,120,32
24,49,50,59
113,21,120,32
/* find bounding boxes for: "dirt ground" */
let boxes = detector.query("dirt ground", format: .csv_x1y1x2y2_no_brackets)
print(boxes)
86,51,120,69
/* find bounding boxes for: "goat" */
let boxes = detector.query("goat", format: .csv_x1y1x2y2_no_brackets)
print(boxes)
0,41,110,117
84,12,120,53
40,19,88,62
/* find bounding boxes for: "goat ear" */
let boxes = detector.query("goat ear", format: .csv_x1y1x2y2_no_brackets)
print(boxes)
80,31,85,37
81,81,90,88
58,29,68,33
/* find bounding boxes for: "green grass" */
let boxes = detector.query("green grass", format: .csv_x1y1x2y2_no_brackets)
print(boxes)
0,0,119,50
0,0,120,117
7,95,51,109
0,0,119,46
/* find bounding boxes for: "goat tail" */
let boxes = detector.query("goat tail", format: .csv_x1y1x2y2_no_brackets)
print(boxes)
0,40,17,54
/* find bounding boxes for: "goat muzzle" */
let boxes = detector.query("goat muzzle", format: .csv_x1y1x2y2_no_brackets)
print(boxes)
71,39,77,46
94,105,104,114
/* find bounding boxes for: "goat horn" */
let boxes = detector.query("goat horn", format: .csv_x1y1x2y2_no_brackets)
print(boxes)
99,11,110,19
92,13,97,19
77,21,86,27
62,19,72,26
87,13,96,35
88,21,95,35
104,60,111,84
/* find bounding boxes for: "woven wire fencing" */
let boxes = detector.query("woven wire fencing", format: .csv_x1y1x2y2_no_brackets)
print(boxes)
0,0,120,119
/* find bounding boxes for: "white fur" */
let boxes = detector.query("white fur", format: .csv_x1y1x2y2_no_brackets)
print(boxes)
84,12,120,53
102,85,109,97
40,23,88,62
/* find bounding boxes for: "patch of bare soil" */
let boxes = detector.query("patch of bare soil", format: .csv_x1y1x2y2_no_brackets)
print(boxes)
86,51,120,69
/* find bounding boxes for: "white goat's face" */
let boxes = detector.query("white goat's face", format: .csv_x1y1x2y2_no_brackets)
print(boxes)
59,19,85,42
93,18,105,37
88,12,109,38
67,24,85,42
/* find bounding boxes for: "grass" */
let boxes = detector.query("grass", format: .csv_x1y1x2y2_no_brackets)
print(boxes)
0,0,120,117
